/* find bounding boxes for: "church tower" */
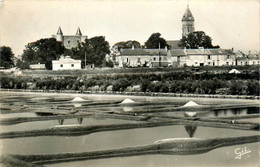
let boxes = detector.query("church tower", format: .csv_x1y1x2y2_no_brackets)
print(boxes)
56,26,63,42
182,5,195,37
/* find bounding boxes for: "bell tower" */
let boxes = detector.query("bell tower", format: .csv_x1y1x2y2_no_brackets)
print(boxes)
182,5,195,37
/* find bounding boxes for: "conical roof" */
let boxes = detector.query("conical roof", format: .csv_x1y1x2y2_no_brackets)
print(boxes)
76,27,82,36
182,5,194,21
57,26,63,35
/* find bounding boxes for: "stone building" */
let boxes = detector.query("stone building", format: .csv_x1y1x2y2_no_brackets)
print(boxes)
52,27,87,49
118,47,169,68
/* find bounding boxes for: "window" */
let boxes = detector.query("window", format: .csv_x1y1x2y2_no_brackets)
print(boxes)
154,57,156,61
159,57,162,61
137,58,141,63
226,62,229,65
71,64,74,67
68,40,70,44
60,64,63,67
195,62,198,64
208,55,211,59
127,58,129,62
227,55,230,59
208,62,210,65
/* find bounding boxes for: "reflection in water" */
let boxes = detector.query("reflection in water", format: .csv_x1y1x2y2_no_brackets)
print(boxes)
73,103,82,108
208,107,259,118
58,119,64,125
185,125,197,138
77,117,83,124
183,111,198,138
123,107,134,112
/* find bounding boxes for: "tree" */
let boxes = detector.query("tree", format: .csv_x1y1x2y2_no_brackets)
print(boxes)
0,46,14,68
144,33,169,49
70,36,110,67
178,31,220,49
21,38,65,70
113,40,141,51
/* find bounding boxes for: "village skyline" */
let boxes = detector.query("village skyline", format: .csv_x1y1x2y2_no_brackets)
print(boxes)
0,0,259,56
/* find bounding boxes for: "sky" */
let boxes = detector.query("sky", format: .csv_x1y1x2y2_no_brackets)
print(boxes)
0,0,259,56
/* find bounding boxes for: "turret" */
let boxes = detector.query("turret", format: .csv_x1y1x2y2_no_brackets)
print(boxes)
76,27,82,36
182,5,195,37
56,26,63,42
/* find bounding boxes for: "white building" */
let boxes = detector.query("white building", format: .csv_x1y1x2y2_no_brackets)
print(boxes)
52,56,81,70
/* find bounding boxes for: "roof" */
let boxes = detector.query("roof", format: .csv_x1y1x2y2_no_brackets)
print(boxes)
182,6,194,21
236,57,248,61
144,49,168,56
76,27,82,36
52,56,81,64
186,49,235,55
167,40,181,49
120,49,149,56
169,49,186,56
120,49,168,56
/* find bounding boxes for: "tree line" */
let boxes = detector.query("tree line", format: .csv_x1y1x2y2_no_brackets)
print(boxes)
1,30,218,70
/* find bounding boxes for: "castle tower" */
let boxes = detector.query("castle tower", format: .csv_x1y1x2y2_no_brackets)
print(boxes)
182,5,195,37
56,26,63,42
76,27,82,36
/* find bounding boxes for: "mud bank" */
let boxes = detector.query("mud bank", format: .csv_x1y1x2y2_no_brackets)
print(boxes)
6,135,260,165
0,118,259,139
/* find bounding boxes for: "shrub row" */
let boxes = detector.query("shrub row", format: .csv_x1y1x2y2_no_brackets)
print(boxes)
0,72,259,96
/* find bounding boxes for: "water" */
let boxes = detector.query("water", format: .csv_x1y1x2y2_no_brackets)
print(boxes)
0,91,259,167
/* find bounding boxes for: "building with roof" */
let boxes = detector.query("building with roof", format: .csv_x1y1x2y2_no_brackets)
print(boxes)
117,47,236,68
118,47,169,68
52,27,87,49
184,48,236,67
52,55,81,70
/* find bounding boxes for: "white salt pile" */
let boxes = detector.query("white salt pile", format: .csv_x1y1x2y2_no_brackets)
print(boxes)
121,98,135,104
71,97,85,102
183,101,199,107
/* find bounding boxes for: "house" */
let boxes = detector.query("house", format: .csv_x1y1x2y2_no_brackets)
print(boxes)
247,52,260,65
52,56,81,70
180,48,236,67
118,47,170,68
168,49,186,67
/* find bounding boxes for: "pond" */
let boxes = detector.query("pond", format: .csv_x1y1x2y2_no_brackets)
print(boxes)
0,91,259,167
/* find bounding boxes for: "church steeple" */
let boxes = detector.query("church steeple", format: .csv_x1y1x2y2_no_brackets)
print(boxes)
182,5,195,37
76,27,82,36
182,5,194,21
